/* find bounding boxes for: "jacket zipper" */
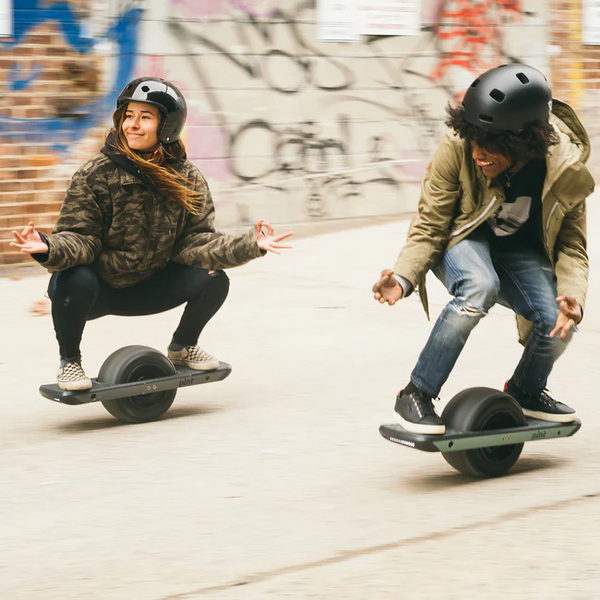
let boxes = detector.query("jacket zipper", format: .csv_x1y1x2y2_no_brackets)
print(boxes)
449,196,499,239
543,199,560,261
545,199,560,241
141,197,157,270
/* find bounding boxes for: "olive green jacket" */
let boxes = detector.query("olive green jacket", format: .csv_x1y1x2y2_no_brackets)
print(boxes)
40,154,264,288
393,99,594,343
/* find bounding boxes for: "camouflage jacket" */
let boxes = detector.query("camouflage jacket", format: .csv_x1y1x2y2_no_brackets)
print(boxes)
39,151,264,288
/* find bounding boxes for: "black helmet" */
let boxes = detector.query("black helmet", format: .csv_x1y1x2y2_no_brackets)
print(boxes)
461,64,552,133
117,77,187,143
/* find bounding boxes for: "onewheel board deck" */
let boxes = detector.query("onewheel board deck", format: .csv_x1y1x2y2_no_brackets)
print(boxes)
39,362,232,405
380,387,582,477
380,417,582,453
39,346,232,424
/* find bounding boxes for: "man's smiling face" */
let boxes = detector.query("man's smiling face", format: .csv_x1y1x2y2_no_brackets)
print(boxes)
471,141,513,179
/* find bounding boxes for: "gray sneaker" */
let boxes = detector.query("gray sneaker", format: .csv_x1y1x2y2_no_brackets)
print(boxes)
57,361,92,391
168,345,219,370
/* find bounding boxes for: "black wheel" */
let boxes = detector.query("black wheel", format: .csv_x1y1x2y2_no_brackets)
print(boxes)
98,346,177,424
441,387,526,478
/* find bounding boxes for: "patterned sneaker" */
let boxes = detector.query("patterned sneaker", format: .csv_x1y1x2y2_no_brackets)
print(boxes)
394,388,445,435
57,361,92,391
504,381,576,423
168,345,219,371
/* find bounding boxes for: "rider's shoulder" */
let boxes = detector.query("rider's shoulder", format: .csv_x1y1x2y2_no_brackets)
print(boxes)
430,131,469,171
72,153,115,179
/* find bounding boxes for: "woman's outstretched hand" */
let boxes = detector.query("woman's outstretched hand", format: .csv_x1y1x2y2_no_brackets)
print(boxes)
10,221,48,255
256,220,293,255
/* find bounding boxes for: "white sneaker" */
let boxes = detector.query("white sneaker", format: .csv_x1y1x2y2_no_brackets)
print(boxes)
168,345,219,370
57,361,93,391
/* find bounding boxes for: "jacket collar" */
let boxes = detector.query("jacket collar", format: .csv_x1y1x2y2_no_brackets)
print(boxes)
101,135,147,186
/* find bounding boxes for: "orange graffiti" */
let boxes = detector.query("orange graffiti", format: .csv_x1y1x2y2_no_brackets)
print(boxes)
431,0,525,83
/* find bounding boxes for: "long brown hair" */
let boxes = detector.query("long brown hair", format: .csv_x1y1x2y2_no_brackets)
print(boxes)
107,104,203,214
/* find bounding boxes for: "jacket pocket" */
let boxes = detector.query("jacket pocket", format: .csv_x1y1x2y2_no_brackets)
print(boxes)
458,191,477,214
545,202,565,253
105,220,131,249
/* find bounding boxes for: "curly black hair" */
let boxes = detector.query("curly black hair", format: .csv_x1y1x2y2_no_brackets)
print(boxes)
445,104,559,161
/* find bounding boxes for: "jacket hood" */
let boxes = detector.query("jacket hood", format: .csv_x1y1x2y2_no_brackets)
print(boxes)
101,134,140,179
550,98,590,164
543,98,592,197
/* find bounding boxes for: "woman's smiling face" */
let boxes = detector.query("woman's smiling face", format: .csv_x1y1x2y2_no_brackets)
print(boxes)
122,101,160,152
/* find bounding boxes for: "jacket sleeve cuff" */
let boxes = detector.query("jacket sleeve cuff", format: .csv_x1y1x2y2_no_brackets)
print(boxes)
250,227,267,257
393,274,414,298
32,232,50,264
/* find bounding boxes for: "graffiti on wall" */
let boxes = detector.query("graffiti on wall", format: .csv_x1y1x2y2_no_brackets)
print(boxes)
430,0,534,85
172,0,275,18
142,0,539,222
0,0,541,224
0,1,140,151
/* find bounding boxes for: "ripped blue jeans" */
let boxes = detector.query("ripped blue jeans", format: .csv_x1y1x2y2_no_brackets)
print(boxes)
411,230,573,398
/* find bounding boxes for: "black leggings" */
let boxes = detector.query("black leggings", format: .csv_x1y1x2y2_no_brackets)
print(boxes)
47,263,230,361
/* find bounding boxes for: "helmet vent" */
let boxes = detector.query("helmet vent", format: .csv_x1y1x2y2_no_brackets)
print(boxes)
489,89,505,102
516,72,530,84
479,114,493,123
142,85,150,92
471,79,481,88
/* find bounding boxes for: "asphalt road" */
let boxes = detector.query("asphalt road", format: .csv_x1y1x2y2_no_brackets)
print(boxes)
2,197,599,599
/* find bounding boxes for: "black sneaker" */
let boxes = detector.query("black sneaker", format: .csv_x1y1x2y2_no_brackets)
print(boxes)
504,381,576,423
394,389,445,435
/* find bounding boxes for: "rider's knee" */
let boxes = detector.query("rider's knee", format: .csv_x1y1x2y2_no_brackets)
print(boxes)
457,273,500,315
210,270,230,300
51,265,99,304
451,301,489,318
186,268,230,302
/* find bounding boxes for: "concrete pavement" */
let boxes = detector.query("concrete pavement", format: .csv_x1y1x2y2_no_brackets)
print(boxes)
1,195,600,599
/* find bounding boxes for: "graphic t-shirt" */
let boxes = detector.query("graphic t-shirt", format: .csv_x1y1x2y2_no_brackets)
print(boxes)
485,159,546,248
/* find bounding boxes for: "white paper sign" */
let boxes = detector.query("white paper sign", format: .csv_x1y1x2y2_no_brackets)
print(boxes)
317,0,360,42
0,0,12,37
359,0,420,37
583,0,600,44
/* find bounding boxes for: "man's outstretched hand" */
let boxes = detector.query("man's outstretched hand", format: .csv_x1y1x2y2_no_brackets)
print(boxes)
372,269,404,306
550,295,582,339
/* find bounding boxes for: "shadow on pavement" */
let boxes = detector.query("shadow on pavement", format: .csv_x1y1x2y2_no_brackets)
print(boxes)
49,404,221,434
399,454,567,491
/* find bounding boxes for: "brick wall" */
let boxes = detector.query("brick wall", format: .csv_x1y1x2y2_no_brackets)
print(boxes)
0,5,105,266
549,1,585,106
549,1,600,179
